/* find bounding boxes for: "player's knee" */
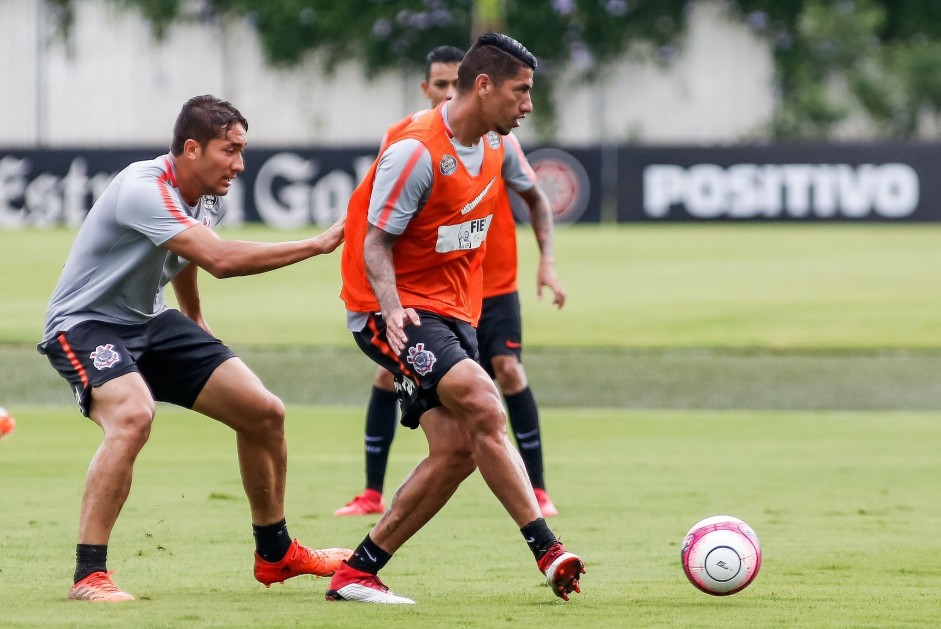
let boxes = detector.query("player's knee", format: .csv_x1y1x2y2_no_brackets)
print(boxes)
102,401,155,452
245,393,286,438
374,368,396,391
492,356,526,393
437,444,477,481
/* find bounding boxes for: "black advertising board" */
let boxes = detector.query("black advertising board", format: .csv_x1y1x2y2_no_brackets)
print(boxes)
0,144,604,228
5,143,940,226
617,143,941,222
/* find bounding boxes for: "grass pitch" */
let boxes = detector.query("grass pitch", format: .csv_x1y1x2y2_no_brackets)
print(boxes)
5,223,941,348
1,405,939,628
2,223,941,626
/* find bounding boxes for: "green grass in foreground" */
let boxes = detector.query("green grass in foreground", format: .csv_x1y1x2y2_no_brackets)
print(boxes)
1,406,939,628
6,224,941,348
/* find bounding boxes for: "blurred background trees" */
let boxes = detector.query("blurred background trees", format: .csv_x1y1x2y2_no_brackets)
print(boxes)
46,0,941,140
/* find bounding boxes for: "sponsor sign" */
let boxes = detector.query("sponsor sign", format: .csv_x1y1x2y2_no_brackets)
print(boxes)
1,145,603,229
618,143,941,222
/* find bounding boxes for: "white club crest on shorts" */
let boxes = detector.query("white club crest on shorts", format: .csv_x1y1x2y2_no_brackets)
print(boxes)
406,343,436,376
90,344,122,370
440,155,457,176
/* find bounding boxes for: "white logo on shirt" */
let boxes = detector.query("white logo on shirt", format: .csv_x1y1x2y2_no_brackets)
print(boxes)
461,177,496,214
440,155,457,176
486,132,502,149
435,215,493,253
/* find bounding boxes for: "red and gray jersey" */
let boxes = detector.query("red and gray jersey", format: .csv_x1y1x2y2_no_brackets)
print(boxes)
40,154,227,344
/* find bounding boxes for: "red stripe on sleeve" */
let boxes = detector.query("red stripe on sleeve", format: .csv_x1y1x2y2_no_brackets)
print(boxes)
158,158,196,227
57,333,89,388
375,144,427,230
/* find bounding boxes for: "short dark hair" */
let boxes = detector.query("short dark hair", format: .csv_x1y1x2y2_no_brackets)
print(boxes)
457,33,536,92
425,45,465,81
170,95,248,156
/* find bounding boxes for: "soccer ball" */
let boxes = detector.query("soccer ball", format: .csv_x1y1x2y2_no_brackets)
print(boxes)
681,515,761,596
0,406,15,440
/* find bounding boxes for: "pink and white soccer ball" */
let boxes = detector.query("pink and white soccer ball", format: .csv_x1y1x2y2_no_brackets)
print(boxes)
681,515,761,596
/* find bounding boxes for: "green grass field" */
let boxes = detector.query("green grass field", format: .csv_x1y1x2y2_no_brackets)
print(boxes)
3,406,940,628
2,224,941,626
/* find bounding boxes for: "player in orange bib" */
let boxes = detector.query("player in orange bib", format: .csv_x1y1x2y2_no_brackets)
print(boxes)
328,33,583,605
336,46,565,520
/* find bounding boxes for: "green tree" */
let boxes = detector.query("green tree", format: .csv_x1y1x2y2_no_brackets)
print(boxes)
47,0,941,140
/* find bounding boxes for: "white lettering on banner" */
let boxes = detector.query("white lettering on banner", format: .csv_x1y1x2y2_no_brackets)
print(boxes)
0,156,120,228
254,151,368,228
643,163,919,219
255,153,319,229
435,215,493,253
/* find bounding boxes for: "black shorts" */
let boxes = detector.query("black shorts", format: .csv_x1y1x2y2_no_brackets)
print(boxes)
353,310,478,429
476,291,523,377
38,309,237,417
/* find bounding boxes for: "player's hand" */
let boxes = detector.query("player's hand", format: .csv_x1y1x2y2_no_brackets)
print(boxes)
313,215,346,255
384,307,421,355
536,258,566,309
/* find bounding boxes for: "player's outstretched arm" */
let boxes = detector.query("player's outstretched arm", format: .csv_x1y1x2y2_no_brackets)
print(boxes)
163,215,346,279
516,185,566,309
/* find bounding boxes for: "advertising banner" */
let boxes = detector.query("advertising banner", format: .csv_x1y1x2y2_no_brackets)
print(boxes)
0,144,604,229
618,143,941,222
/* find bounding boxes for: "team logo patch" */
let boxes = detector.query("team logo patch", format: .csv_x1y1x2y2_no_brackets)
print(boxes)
486,131,502,149
440,155,457,176
90,344,122,370
201,195,217,209
406,343,437,376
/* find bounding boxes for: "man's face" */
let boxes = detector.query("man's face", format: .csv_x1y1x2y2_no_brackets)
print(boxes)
422,61,460,108
484,67,534,136
190,124,247,197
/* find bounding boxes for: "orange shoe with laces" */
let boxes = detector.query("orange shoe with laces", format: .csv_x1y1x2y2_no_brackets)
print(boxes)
534,488,559,517
254,539,353,586
333,489,386,516
68,571,135,602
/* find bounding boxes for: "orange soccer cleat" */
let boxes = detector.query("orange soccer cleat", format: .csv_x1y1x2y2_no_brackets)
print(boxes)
68,571,135,602
333,489,386,517
254,539,352,587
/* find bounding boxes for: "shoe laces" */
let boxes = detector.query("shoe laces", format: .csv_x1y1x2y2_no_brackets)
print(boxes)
291,542,328,565
81,571,123,593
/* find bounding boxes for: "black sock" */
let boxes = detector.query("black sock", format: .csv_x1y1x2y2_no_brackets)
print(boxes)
505,388,546,489
252,518,293,562
364,386,398,493
521,518,558,561
74,544,108,584
346,535,392,575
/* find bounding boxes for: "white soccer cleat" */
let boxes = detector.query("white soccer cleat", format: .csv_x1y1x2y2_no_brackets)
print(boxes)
324,561,415,604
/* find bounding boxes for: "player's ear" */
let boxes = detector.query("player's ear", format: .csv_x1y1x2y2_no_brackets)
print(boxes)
476,73,492,96
182,138,202,160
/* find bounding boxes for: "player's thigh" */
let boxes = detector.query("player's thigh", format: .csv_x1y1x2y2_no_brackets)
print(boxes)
436,358,505,431
192,357,284,432
88,371,156,434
